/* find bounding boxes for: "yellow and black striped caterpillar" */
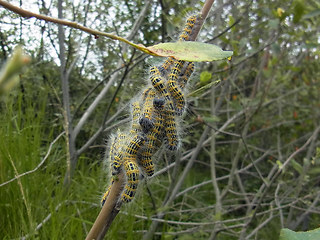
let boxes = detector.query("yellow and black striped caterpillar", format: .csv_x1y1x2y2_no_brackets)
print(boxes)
164,111,180,151
139,88,156,134
149,66,176,113
179,15,197,41
178,62,195,89
138,98,165,176
167,60,186,116
121,134,145,202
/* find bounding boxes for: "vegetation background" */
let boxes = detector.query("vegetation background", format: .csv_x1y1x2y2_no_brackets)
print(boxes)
0,0,319,239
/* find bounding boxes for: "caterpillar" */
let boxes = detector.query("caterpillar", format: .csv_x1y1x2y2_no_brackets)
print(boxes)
178,62,195,89
138,104,165,176
139,88,156,133
111,131,127,175
179,15,197,41
167,60,186,115
105,134,145,204
149,67,175,112
120,135,145,202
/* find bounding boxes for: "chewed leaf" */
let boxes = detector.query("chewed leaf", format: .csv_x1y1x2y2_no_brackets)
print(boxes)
147,42,233,62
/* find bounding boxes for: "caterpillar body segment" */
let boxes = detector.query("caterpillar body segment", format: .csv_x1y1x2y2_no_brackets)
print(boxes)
178,62,195,89
139,146,155,176
164,112,180,151
121,160,139,203
179,15,197,41
167,60,186,115
125,134,146,156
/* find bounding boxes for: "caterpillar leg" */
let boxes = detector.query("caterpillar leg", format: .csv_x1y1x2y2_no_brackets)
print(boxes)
121,160,139,203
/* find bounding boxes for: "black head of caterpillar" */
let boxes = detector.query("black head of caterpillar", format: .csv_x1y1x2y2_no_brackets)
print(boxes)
149,66,176,113
139,117,154,134
153,97,165,110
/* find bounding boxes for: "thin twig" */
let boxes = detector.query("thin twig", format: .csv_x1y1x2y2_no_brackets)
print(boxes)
0,132,65,187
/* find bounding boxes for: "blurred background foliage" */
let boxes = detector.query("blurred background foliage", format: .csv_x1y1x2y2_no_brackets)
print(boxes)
0,0,319,239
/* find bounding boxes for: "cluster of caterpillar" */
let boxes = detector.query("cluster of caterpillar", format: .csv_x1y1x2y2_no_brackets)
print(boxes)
101,14,198,205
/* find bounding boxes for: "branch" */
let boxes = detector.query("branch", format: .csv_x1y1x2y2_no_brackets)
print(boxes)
0,0,157,56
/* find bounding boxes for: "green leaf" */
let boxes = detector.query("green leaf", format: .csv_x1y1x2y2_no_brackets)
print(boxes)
279,228,320,240
291,159,303,174
268,19,280,29
293,1,305,23
200,71,212,85
147,42,233,62
202,116,220,123
302,9,320,19
188,79,221,97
